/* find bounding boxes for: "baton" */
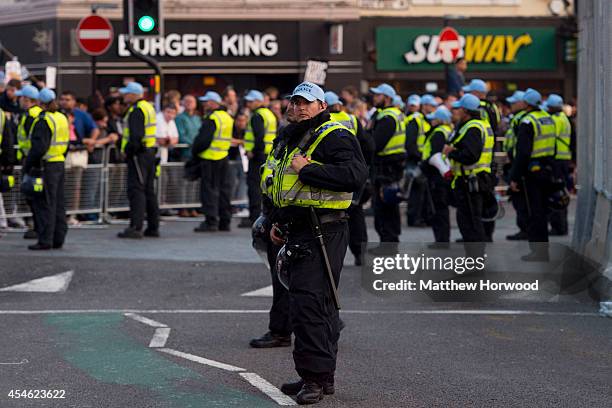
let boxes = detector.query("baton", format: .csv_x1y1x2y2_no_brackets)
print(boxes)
309,207,341,310
132,155,144,186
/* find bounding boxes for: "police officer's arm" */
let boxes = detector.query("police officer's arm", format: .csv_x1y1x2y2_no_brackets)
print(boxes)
191,118,216,156
126,107,145,156
405,120,421,161
570,118,576,164
23,120,51,174
24,115,35,136
509,121,535,183
447,127,483,166
354,120,374,166
0,121,15,168
299,130,368,192
487,103,500,135
251,113,266,156
370,116,396,154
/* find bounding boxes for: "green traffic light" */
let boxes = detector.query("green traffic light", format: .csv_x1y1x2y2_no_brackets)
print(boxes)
138,15,155,32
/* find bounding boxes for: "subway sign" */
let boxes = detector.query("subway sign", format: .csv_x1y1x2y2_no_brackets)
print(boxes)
376,27,557,71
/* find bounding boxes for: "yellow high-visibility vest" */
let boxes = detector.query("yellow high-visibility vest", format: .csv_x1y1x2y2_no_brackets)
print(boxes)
31,111,70,162
521,110,557,159
503,110,526,155
244,107,277,155
405,112,431,153
376,107,406,157
17,105,43,159
421,124,452,161
122,100,157,152
0,109,5,156
449,119,494,188
330,111,358,136
270,120,353,209
199,109,234,161
551,111,572,161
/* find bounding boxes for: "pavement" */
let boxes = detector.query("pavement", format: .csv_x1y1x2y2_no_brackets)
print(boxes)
0,199,611,407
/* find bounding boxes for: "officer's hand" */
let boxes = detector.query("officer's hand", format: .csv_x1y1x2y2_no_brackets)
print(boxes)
246,151,254,159
291,154,310,173
442,144,456,156
510,181,520,192
270,224,286,246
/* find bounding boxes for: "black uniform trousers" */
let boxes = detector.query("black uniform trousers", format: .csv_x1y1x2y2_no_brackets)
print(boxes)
247,157,265,222
288,221,347,382
266,241,291,336
347,203,367,257
426,173,450,242
453,179,486,243
524,170,552,243
548,160,570,234
31,162,67,247
373,160,404,243
127,150,159,232
510,190,529,233
406,162,429,226
200,157,232,227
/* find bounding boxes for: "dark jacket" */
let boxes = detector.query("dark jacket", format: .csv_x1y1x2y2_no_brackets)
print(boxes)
23,113,52,174
448,119,483,168
125,103,145,157
0,117,15,169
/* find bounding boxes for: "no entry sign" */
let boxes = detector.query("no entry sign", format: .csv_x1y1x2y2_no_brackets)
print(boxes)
437,27,461,64
76,15,114,56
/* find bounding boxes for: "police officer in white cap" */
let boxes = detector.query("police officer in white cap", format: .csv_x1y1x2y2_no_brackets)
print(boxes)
265,82,367,404
192,91,234,232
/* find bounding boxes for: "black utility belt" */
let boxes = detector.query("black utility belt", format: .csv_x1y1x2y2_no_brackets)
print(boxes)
288,211,347,233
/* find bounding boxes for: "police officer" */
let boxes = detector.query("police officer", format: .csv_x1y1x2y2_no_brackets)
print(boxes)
503,90,529,241
545,94,572,236
325,91,374,265
239,90,278,228
192,91,234,232
462,79,501,135
265,82,367,404
509,89,557,260
23,89,68,250
117,82,159,239
369,83,406,244
406,94,437,228
249,100,298,349
16,85,42,240
421,106,453,243
443,94,494,245
0,105,16,208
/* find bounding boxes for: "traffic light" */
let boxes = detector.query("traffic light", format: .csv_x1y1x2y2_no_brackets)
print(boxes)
126,0,163,37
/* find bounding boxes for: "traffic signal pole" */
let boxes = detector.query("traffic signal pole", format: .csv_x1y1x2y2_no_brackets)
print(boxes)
123,0,163,110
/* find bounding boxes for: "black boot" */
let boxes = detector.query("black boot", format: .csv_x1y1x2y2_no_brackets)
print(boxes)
281,379,334,396
28,243,51,250
143,229,160,238
117,228,143,239
296,381,324,405
194,223,218,233
506,231,528,241
249,331,291,348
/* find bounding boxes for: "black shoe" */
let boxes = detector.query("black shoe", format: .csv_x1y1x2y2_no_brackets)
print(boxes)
296,381,324,405
28,243,51,250
249,331,291,348
194,224,218,233
117,229,143,239
143,229,160,238
506,231,528,241
23,230,38,240
219,223,231,232
237,218,252,229
281,379,334,396
338,318,346,332
52,243,63,249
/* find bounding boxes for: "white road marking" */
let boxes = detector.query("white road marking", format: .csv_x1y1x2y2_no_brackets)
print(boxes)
124,312,167,328
149,328,171,348
0,309,600,317
159,348,245,372
0,271,74,293
240,372,296,406
241,285,273,297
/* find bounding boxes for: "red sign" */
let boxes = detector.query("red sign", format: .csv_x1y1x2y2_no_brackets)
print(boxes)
76,15,114,56
437,27,461,63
